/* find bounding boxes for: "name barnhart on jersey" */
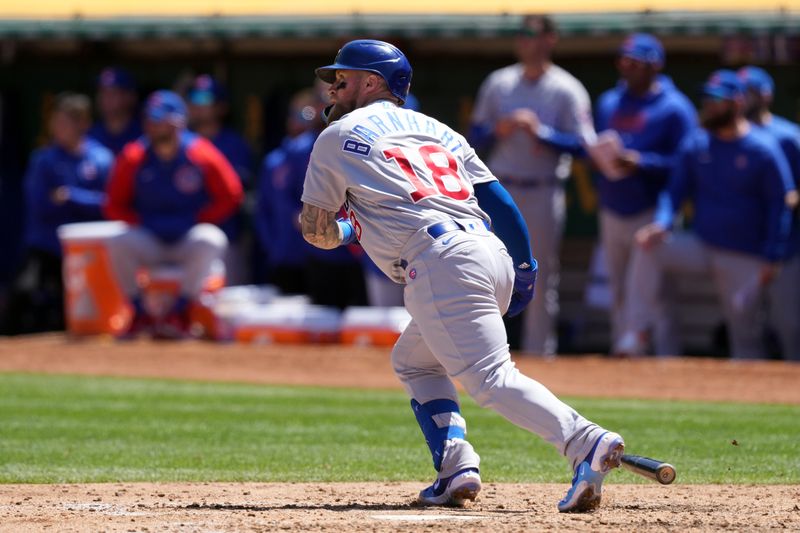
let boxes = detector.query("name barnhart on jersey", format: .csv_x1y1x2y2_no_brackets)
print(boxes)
346,102,464,154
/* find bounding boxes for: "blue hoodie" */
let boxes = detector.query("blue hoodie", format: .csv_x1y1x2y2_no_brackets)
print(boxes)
24,138,113,255
656,127,795,261
595,75,697,216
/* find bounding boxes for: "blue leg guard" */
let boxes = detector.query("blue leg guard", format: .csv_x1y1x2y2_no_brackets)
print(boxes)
411,398,467,472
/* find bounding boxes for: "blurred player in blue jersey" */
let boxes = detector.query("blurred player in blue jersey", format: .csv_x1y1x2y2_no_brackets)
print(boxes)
4,93,113,334
188,74,254,284
594,34,697,355
88,67,142,155
256,87,367,307
618,70,795,359
739,66,800,360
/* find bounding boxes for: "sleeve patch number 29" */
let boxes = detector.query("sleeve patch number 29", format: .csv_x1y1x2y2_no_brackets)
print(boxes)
383,144,470,203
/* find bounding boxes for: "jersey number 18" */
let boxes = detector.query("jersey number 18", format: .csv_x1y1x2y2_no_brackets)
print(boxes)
384,144,470,203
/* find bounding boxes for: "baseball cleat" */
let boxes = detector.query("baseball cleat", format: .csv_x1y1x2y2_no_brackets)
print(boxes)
417,468,481,507
558,431,625,513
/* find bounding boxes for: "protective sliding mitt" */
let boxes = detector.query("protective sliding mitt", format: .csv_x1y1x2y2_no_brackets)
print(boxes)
507,260,538,317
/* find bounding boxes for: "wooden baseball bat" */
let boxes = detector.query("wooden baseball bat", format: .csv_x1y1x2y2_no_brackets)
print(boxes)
620,454,676,485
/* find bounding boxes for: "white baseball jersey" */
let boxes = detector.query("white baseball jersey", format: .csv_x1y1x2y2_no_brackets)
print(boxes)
471,63,595,181
302,100,497,283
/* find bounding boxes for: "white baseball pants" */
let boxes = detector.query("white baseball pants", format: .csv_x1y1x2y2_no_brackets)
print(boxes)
107,223,228,299
623,232,768,359
600,209,679,355
768,254,800,360
392,224,606,470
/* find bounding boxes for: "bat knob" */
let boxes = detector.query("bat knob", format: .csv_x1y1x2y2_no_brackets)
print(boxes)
657,464,677,485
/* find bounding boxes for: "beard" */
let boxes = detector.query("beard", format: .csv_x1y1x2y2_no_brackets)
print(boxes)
150,131,174,146
323,101,356,126
744,103,768,125
700,106,737,131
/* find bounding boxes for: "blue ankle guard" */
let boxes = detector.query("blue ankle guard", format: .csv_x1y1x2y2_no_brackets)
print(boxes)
411,399,467,472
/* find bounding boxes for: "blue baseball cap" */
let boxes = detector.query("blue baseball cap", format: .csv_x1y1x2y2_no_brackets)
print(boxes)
702,69,744,101
737,66,774,96
145,90,187,126
187,74,227,106
619,33,665,67
97,67,136,91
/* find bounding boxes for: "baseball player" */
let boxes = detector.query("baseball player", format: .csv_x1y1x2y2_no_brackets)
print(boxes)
4,92,113,334
301,39,624,512
617,70,795,359
88,67,142,155
469,15,596,356
738,66,800,361
594,34,697,355
104,90,243,339
187,75,254,285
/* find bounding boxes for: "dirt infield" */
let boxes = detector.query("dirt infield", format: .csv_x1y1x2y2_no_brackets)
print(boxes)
1,334,800,531
2,333,800,404
2,482,799,532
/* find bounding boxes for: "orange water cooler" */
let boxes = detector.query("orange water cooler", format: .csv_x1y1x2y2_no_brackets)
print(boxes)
57,221,131,336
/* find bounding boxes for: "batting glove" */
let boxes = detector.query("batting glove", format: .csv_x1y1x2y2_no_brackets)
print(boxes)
506,259,538,318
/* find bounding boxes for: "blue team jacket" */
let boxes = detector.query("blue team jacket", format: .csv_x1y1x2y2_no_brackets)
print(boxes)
104,131,243,243
657,127,795,261
595,75,697,216
23,138,114,256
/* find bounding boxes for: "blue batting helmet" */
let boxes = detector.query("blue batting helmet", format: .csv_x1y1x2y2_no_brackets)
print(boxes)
315,39,412,104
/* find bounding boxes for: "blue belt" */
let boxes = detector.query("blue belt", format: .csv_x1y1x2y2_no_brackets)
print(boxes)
426,219,491,238
400,219,491,269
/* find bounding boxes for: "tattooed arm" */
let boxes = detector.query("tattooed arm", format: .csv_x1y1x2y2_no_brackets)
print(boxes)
301,202,343,249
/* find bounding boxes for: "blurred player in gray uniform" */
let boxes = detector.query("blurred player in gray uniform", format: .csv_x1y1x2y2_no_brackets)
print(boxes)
301,39,624,512
739,66,800,360
469,15,596,355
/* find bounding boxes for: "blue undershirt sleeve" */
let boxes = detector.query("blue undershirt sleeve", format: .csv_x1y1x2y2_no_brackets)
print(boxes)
657,138,695,229
536,125,586,156
64,186,106,218
473,181,533,268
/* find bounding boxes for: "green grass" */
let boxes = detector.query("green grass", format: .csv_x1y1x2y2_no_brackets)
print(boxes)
1,373,798,484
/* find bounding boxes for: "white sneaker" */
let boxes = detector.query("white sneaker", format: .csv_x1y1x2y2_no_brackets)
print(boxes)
558,432,625,513
417,468,481,507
